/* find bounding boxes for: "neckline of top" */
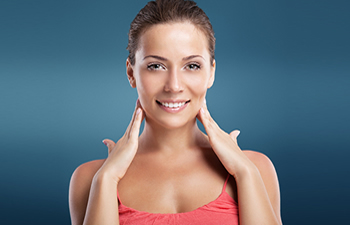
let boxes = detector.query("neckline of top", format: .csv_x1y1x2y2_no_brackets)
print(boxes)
117,174,237,215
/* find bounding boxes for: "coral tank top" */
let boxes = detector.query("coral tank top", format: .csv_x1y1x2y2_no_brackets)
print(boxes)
118,174,239,225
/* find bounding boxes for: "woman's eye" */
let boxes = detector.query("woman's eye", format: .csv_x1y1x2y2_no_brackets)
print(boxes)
186,63,201,70
147,64,164,70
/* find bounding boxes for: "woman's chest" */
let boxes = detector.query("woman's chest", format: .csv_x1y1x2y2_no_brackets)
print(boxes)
117,150,238,213
118,167,237,213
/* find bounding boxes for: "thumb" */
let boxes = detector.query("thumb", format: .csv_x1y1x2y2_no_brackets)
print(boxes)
102,139,116,154
229,130,240,142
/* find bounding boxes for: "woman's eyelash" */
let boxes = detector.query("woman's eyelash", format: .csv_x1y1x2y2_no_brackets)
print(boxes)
186,63,201,70
147,63,201,70
147,63,164,70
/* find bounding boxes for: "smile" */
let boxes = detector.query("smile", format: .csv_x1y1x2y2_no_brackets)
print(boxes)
161,101,185,108
156,100,190,112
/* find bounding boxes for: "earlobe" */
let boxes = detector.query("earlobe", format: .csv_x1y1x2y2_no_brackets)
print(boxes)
126,58,136,88
207,59,216,89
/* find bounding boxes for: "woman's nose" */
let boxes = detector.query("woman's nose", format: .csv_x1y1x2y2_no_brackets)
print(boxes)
164,69,184,93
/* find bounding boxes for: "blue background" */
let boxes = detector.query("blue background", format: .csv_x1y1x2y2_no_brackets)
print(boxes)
1,0,349,224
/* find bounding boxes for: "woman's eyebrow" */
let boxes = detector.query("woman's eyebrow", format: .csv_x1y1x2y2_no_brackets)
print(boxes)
182,55,204,61
143,55,168,61
142,55,204,61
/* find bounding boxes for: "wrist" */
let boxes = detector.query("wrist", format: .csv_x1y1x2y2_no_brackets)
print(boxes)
93,168,120,186
233,162,260,181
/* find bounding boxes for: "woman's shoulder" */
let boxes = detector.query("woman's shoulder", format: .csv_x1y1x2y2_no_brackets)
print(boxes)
71,159,106,181
69,159,106,215
241,150,279,184
70,159,106,194
242,150,280,196
69,159,106,224
242,150,276,170
241,150,281,221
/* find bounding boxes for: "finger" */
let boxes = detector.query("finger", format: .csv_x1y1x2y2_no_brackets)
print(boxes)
196,108,204,124
229,130,240,142
102,139,116,154
125,99,143,136
198,102,221,137
128,108,143,141
196,98,208,124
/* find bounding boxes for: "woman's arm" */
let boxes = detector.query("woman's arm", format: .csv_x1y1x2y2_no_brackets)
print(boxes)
69,101,144,225
197,102,282,225
237,150,282,225
69,161,120,225
82,169,120,225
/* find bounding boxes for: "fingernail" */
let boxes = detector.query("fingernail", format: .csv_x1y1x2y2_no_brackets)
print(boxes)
136,108,141,115
204,98,206,104
237,130,241,136
136,99,140,106
200,107,205,114
102,140,108,146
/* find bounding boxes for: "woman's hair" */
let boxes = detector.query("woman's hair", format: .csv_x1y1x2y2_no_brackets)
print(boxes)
127,0,215,66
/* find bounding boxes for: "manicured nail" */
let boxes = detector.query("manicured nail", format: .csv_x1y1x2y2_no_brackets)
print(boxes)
200,107,205,114
102,140,108,146
236,130,241,136
204,98,206,104
136,108,141,115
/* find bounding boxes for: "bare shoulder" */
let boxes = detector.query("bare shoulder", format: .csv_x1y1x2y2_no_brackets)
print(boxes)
69,159,106,195
241,150,280,188
72,159,106,179
242,150,277,175
242,150,282,222
69,159,106,225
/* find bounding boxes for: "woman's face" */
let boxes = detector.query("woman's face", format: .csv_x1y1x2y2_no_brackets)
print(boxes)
127,22,215,129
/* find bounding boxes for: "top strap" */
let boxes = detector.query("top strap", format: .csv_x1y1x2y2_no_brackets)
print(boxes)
222,173,231,192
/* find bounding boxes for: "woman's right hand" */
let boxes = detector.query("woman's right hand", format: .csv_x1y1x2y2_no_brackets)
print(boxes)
97,100,144,184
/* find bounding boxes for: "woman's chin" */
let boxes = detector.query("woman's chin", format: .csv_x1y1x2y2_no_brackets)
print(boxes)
145,114,196,130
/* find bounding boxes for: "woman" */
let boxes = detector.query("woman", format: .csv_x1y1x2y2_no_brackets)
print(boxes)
69,0,282,224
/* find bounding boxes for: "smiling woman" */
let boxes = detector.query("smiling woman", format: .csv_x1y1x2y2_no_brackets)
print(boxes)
130,22,215,129
68,0,282,225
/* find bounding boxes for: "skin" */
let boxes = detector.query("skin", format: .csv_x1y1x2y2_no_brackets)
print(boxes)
69,22,282,225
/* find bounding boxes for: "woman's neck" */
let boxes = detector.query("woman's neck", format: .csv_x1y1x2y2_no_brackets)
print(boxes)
138,117,206,155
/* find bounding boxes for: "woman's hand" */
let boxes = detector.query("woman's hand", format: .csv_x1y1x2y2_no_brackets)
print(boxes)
98,100,144,183
197,102,283,224
196,100,257,178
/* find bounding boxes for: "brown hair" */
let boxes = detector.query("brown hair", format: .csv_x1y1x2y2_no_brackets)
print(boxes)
127,0,215,66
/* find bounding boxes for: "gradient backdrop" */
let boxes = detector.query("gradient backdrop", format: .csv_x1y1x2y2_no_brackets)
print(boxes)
1,0,349,224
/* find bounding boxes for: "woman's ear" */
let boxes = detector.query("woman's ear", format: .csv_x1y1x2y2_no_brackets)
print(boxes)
207,59,216,89
126,58,136,88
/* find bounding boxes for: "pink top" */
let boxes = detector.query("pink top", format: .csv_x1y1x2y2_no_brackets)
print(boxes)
118,174,239,225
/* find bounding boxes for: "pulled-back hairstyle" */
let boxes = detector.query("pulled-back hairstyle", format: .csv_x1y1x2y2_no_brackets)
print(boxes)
127,0,215,65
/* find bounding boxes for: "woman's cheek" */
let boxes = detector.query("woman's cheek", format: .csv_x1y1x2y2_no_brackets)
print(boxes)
192,85,207,110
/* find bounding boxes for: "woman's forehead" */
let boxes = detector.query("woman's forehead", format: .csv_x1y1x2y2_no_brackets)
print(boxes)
136,22,210,62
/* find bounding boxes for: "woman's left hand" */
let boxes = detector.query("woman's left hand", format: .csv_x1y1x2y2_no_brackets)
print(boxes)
198,100,283,225
196,101,257,178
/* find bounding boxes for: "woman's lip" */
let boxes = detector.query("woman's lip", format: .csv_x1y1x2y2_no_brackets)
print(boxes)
156,99,190,104
157,100,189,113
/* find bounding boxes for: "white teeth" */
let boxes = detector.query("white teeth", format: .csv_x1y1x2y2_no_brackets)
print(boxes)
161,101,186,108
